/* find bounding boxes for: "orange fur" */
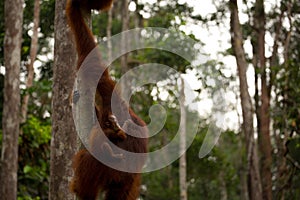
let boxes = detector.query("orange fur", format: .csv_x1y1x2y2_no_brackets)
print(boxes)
66,0,148,199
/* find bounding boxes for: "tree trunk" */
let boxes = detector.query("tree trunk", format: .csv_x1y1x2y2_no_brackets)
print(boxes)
219,170,228,200
120,0,130,97
0,0,23,199
229,1,263,199
235,90,249,200
107,8,113,63
179,76,187,200
21,0,40,123
133,0,142,43
254,1,272,199
240,167,249,200
49,0,77,199
237,133,249,200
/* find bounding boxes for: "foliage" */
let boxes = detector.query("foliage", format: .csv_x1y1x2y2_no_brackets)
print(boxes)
18,116,51,200
272,14,300,197
23,79,52,119
186,129,241,200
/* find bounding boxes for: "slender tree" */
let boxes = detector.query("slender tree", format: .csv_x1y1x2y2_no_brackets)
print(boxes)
107,8,113,63
49,0,77,199
253,0,272,199
21,0,40,123
0,0,24,199
121,0,130,97
229,1,263,199
179,76,187,200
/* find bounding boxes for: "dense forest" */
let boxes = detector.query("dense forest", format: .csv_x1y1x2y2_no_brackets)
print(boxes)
0,0,299,199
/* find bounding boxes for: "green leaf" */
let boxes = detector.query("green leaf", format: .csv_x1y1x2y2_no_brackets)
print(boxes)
23,165,32,174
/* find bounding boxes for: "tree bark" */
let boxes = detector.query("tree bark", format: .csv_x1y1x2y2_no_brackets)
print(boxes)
0,0,24,199
235,91,249,200
120,0,130,97
179,76,187,200
21,0,40,123
229,1,263,199
107,8,113,63
133,0,142,43
49,0,77,199
254,1,272,199
219,170,228,200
